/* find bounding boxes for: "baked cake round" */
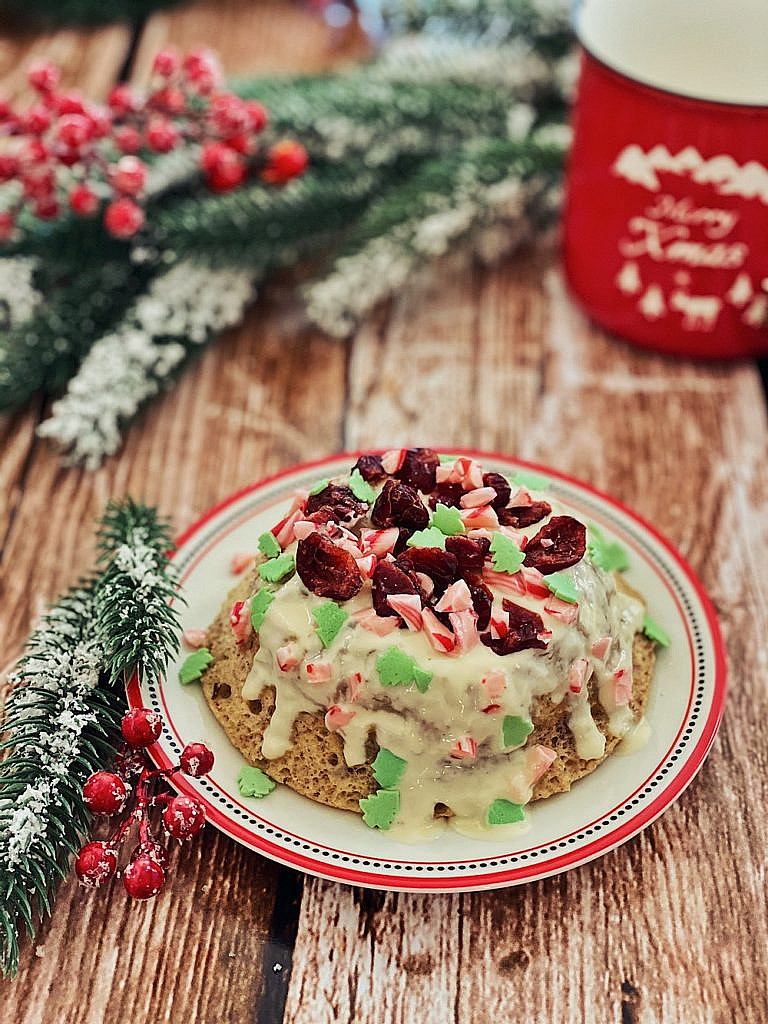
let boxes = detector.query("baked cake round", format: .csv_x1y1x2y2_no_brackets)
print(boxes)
198,450,656,839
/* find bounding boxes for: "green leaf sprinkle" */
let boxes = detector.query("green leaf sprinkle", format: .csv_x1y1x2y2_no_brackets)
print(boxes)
372,748,407,788
359,789,400,830
309,477,330,495
349,468,376,503
258,552,295,583
407,526,447,549
431,502,465,536
237,764,276,798
490,533,525,574
587,523,630,573
488,798,525,825
511,470,550,490
312,601,348,648
250,589,275,630
544,571,578,604
502,715,533,748
376,646,432,693
179,648,213,685
258,531,280,559
643,613,670,647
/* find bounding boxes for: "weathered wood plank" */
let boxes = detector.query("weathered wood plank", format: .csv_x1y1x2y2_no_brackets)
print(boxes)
285,247,768,1024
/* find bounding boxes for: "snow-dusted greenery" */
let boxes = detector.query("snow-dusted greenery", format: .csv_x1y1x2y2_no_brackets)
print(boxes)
0,500,180,976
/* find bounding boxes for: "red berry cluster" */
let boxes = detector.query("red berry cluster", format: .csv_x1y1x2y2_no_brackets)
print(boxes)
74,707,214,901
0,49,308,242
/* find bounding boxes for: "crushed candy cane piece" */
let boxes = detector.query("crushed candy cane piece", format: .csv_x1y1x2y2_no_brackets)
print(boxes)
276,644,299,671
449,608,479,653
324,705,356,731
460,505,500,530
506,487,532,508
386,593,424,631
274,508,304,549
450,736,478,759
293,520,317,541
359,527,400,557
481,670,506,700
435,462,457,484
454,457,484,490
460,486,497,508
435,578,473,613
592,636,612,660
305,660,332,683
482,703,502,714
347,672,363,702
381,448,406,474
568,657,590,694
413,571,435,597
520,565,550,598
543,596,579,624
287,490,309,514
529,744,557,783
482,567,526,595
229,599,253,646
613,667,633,705
183,628,207,649
355,608,400,636
498,526,527,548
230,551,255,575
355,553,377,577
421,607,455,653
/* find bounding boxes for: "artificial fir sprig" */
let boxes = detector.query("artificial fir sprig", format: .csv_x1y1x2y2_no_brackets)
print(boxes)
0,499,181,976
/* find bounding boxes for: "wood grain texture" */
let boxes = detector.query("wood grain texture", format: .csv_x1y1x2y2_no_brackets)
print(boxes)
1,6,767,1024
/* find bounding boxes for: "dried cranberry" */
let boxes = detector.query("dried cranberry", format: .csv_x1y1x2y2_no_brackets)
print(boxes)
396,447,439,493
481,600,547,655
482,471,511,511
463,572,493,631
371,479,429,530
428,482,464,510
498,501,552,528
393,528,413,556
372,560,419,618
445,535,491,571
523,515,586,573
305,505,336,526
353,453,386,483
306,484,368,524
396,547,458,596
296,532,363,601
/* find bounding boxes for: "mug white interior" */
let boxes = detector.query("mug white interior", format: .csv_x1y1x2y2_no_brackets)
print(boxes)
576,0,768,106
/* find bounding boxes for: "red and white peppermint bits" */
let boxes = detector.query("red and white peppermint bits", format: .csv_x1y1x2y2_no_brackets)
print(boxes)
162,794,206,841
123,855,166,901
75,841,118,888
121,707,163,748
83,771,128,815
179,742,215,778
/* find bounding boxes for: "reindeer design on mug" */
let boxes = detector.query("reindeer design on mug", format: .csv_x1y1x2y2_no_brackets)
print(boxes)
669,289,723,331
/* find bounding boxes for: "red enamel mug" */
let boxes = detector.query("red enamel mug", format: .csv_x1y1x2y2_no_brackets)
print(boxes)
563,0,768,358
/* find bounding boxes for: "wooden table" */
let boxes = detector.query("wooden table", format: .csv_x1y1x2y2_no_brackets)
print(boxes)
1,4,767,1022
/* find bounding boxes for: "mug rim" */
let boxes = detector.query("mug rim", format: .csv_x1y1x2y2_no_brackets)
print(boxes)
580,44,768,114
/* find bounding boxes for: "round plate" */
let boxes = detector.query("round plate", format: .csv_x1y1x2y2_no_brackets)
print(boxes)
127,451,727,892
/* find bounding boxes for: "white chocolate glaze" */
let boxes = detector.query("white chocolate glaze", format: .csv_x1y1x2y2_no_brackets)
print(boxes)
239,460,645,839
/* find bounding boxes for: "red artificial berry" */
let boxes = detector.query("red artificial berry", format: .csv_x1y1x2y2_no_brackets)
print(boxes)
130,840,170,870
152,48,180,78
107,83,139,117
261,140,309,184
56,113,93,149
150,85,186,115
113,744,147,780
226,133,251,156
200,141,246,191
183,49,221,93
27,60,60,94
146,117,179,153
109,155,147,195
245,99,268,133
87,106,112,140
104,196,145,239
20,138,49,164
123,854,166,900
179,742,214,778
162,794,205,840
23,167,56,200
0,211,16,241
21,103,53,135
54,91,87,116
33,196,59,220
0,97,12,121
121,707,162,748
114,125,142,154
75,841,118,888
0,153,18,181
208,93,250,137
83,770,128,815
